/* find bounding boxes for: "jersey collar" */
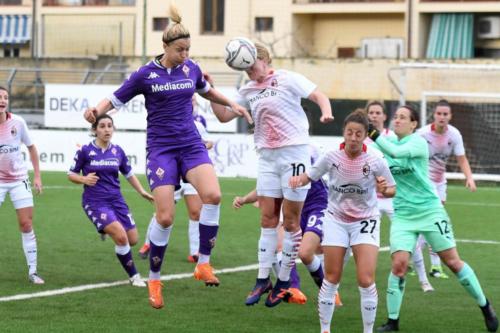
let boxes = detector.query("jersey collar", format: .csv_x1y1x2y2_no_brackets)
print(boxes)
431,123,448,133
153,54,183,71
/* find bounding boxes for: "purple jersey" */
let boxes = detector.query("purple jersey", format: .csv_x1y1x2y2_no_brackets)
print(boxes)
303,155,328,214
110,56,210,150
69,141,132,201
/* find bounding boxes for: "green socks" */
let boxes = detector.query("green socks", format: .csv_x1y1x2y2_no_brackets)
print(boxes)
387,272,406,320
456,262,487,307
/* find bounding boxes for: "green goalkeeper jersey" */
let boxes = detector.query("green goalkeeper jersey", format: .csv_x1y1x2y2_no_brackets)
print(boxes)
374,133,442,218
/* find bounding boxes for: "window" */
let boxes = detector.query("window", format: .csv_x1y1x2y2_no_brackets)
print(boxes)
153,17,169,32
0,0,22,4
3,46,20,58
201,0,224,34
255,17,273,32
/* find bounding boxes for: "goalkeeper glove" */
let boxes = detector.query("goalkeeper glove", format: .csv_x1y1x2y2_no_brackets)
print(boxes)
367,123,380,141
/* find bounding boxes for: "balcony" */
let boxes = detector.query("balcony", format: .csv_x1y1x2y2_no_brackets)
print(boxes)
42,0,135,6
293,0,402,3
292,0,405,13
420,0,499,2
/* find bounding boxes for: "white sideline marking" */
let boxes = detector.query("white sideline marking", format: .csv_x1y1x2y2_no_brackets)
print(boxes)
456,239,500,245
446,201,500,207
0,264,259,303
0,240,497,303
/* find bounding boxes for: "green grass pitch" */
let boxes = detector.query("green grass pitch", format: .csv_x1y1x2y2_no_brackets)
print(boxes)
0,172,499,333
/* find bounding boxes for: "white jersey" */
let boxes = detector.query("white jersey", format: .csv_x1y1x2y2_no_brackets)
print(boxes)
195,120,209,142
0,113,33,183
237,69,316,149
308,143,395,223
417,124,465,184
364,128,396,199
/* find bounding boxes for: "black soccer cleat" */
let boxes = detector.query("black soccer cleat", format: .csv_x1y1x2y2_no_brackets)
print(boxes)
480,299,499,332
377,318,399,332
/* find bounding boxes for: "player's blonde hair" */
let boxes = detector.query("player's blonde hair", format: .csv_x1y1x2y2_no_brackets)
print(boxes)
254,42,272,65
162,4,190,45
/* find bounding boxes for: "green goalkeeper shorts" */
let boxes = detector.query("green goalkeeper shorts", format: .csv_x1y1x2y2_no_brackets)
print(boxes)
390,208,456,254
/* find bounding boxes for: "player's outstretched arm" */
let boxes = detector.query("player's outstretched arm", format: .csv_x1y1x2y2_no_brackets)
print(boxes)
456,155,476,192
27,144,42,194
233,189,258,209
126,175,154,202
308,89,334,123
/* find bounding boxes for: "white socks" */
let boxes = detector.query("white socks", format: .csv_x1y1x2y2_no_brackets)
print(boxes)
22,230,38,275
359,284,378,333
258,228,278,279
318,279,338,333
115,243,131,255
278,230,302,282
149,221,172,247
306,255,321,273
188,219,199,256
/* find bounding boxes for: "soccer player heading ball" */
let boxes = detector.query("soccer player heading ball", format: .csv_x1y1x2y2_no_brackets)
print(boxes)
83,4,251,309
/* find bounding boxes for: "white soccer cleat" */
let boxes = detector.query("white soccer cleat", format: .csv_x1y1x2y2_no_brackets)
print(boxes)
29,273,45,285
421,281,434,293
129,273,147,287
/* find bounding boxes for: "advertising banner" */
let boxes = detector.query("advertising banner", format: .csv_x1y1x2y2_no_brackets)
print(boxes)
44,84,238,132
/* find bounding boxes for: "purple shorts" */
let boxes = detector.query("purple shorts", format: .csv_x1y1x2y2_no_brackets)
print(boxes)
82,198,136,234
300,208,325,241
146,141,212,191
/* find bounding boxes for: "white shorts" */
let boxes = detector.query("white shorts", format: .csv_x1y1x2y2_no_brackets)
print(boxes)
432,181,447,202
321,212,380,248
174,181,198,202
0,179,34,209
256,144,311,201
377,197,394,220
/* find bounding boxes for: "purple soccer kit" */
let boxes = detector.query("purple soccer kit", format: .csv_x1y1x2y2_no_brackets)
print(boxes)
110,56,218,276
292,155,329,290
69,141,138,277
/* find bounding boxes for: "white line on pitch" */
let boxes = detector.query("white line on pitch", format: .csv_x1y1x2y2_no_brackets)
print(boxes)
0,240,497,303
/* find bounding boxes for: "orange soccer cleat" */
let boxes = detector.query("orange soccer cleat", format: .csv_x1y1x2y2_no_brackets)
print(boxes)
194,263,220,286
148,279,164,309
187,254,199,263
138,243,150,260
335,291,343,307
286,287,308,305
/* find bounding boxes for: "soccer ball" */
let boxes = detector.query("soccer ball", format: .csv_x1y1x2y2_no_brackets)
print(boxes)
224,37,257,71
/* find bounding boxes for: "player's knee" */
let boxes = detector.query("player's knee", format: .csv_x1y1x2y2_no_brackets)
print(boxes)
18,219,33,233
392,260,408,277
188,210,200,221
201,191,221,205
260,214,279,228
357,275,375,288
324,270,341,285
156,213,174,227
128,234,138,246
443,257,463,273
114,234,129,246
282,218,300,232
298,248,313,265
